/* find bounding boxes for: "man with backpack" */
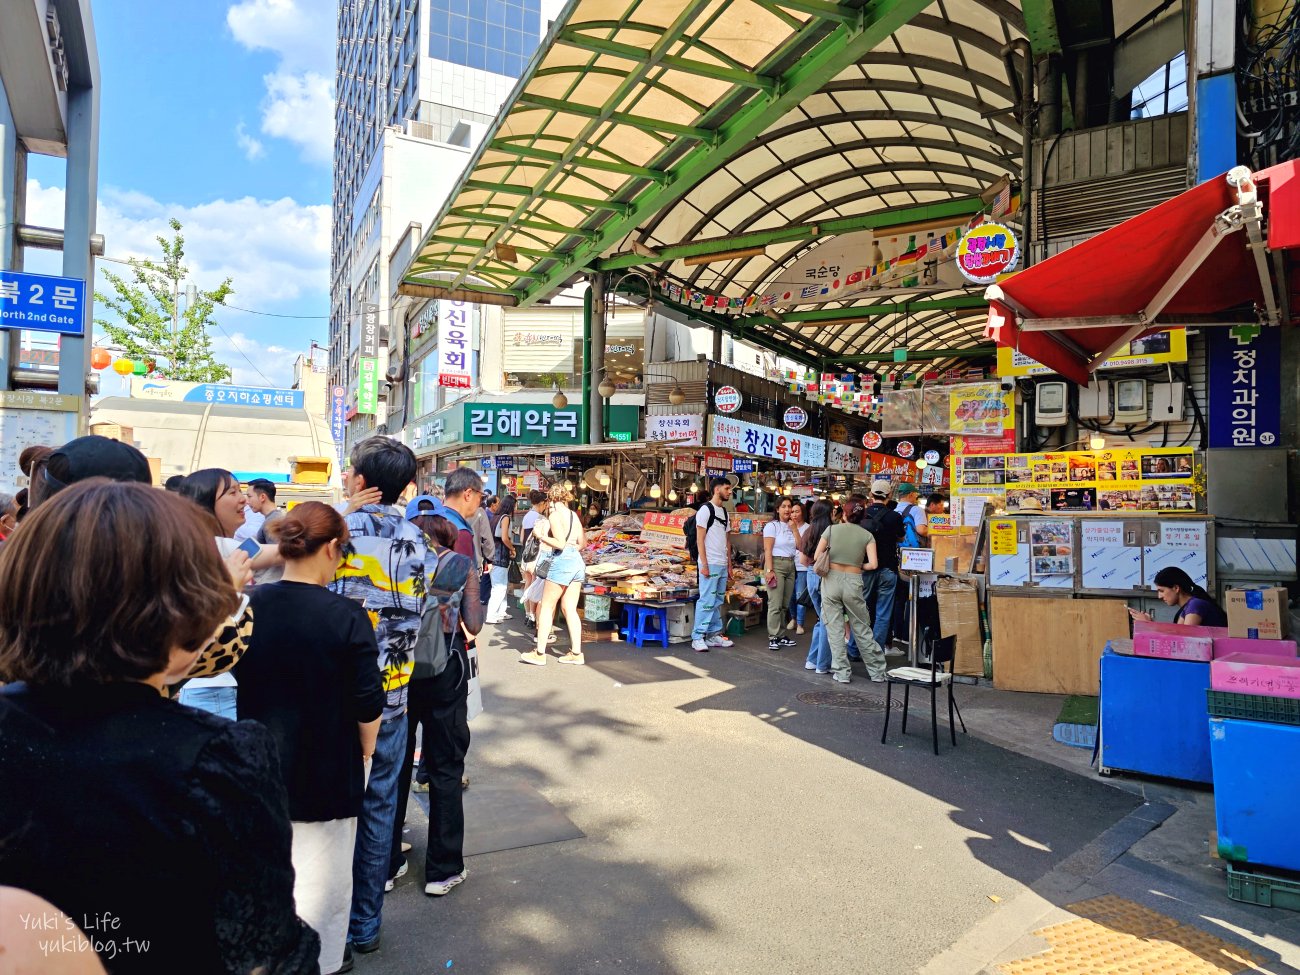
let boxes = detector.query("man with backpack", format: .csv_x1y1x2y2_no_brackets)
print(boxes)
894,482,926,548
860,479,906,652
689,477,734,653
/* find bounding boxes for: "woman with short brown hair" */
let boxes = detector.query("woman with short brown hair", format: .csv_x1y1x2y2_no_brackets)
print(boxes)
0,481,319,975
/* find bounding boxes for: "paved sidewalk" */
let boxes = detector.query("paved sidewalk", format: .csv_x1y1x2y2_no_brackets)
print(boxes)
363,613,1298,974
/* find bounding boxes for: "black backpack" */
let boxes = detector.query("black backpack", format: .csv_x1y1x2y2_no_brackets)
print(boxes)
683,502,727,563
862,504,898,557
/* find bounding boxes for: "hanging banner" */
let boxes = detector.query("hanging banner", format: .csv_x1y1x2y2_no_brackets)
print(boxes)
360,303,379,358
997,329,1188,377
357,357,379,414
1207,326,1281,448
330,385,346,447
437,300,473,389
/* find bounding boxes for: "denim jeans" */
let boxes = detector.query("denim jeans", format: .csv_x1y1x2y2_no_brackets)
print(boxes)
865,568,899,648
803,571,830,672
788,570,808,626
692,571,727,640
179,685,237,720
486,564,511,621
349,711,407,945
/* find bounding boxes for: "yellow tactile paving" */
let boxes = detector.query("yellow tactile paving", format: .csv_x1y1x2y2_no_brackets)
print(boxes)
996,895,1267,975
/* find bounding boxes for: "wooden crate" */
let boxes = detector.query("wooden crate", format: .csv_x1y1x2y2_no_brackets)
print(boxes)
990,594,1129,695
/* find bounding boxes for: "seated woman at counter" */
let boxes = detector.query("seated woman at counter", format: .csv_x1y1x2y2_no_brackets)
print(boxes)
1128,567,1227,627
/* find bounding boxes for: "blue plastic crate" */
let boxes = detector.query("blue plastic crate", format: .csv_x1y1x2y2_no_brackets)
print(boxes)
1210,717,1300,871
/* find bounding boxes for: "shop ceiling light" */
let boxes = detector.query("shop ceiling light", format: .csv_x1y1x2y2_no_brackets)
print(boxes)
649,483,662,499
689,481,699,493
667,489,678,502
562,479,574,492
682,245,766,266
1089,434,1107,450
668,383,686,406
597,471,611,486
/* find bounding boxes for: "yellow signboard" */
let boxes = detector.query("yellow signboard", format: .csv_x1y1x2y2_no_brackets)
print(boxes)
990,520,1019,555
997,329,1188,378
951,446,1199,514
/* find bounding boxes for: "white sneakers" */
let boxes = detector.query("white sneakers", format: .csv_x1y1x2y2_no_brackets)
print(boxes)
424,868,467,896
691,639,710,652
706,635,733,647
385,860,408,892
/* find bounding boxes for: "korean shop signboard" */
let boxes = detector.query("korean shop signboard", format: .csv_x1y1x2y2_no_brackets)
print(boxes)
709,415,826,469
462,403,585,445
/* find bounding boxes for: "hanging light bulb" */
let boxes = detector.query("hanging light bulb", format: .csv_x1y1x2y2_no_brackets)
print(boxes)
1089,434,1106,450
597,470,611,486
649,483,662,499
562,479,574,492
916,458,928,470
668,488,678,502
689,481,699,493
551,382,568,409
765,476,778,492
831,491,842,501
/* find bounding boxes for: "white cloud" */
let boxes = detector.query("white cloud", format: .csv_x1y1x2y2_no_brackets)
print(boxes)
210,331,301,387
227,0,335,165
235,121,265,160
259,71,333,165
24,178,330,387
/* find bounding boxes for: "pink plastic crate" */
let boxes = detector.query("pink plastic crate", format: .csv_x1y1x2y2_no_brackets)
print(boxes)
1132,620,1226,662
1212,637,1298,661
1211,653,1300,700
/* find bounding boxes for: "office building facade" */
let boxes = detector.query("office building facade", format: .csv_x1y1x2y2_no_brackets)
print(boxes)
328,0,554,462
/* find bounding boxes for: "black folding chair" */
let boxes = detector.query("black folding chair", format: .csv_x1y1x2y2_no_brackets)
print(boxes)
880,630,966,755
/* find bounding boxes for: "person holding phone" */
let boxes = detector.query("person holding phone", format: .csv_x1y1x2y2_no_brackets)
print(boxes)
1128,567,1227,627
762,498,798,652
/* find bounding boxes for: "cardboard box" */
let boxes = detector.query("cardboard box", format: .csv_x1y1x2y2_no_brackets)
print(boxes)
1226,587,1290,641
1212,637,1298,661
1131,619,1224,662
935,577,982,676
1211,652,1300,700
89,421,134,444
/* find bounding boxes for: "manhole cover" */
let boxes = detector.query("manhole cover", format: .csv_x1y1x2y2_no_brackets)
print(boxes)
797,690,905,711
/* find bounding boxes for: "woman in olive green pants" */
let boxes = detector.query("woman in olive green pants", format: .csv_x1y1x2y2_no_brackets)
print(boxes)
763,498,798,651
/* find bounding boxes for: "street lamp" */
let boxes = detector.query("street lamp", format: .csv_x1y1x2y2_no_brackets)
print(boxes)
598,369,684,405
552,381,568,409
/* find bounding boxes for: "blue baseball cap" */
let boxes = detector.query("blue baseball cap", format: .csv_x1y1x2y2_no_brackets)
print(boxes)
405,495,442,520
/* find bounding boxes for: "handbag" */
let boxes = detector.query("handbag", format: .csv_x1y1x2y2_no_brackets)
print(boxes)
813,526,832,578
507,558,523,584
534,512,575,580
796,580,816,611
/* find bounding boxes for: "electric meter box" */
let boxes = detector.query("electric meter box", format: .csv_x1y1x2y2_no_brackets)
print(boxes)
1034,380,1069,427
1077,380,1111,419
1114,379,1149,423
1150,382,1186,422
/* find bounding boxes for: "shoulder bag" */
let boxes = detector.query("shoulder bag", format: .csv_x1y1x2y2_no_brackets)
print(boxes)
534,512,575,580
813,525,832,578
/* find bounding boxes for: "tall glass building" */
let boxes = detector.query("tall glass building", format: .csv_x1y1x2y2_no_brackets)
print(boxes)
329,0,551,448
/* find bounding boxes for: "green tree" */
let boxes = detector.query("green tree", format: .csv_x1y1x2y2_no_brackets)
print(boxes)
95,218,235,382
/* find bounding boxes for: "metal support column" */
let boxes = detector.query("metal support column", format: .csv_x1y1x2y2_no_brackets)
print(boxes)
60,81,99,407
585,274,606,445
1194,0,1237,180
0,78,21,391
712,324,723,362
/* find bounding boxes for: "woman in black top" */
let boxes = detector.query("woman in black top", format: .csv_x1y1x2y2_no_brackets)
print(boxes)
238,502,385,975
0,481,318,975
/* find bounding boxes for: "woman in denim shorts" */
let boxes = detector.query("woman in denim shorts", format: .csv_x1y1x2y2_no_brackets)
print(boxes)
521,483,587,667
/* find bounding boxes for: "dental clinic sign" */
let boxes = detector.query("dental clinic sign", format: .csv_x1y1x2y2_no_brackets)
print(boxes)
0,271,86,336
956,222,1019,285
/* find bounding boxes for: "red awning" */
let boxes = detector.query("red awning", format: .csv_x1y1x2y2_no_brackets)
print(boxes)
985,161,1300,385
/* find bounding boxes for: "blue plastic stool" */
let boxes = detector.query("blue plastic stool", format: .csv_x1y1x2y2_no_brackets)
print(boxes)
626,605,670,648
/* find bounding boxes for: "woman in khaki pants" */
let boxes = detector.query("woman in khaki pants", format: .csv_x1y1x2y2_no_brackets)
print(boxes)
763,498,798,652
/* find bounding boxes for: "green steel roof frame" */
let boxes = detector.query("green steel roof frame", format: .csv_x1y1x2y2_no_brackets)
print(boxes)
401,0,939,305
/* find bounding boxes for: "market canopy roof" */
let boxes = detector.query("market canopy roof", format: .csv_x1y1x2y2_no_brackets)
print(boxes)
399,0,1026,368
986,160,1300,385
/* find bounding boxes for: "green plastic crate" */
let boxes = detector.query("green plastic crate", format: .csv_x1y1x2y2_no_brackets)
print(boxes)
1226,862,1300,911
1206,690,1300,726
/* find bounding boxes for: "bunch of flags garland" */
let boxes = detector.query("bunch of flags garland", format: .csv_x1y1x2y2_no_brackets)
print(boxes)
653,216,986,314
773,365,989,416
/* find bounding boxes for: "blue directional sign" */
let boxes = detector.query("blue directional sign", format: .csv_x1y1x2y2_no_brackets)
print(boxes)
0,270,86,337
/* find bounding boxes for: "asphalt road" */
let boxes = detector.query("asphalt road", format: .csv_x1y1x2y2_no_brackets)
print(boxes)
361,618,1140,975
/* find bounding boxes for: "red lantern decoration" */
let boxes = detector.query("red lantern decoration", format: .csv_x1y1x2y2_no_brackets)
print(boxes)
91,348,111,370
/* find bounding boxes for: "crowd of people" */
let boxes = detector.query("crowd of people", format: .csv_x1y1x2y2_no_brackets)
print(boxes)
0,434,489,975
691,477,948,685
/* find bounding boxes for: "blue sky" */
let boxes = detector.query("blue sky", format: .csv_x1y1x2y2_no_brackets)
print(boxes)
28,0,337,392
